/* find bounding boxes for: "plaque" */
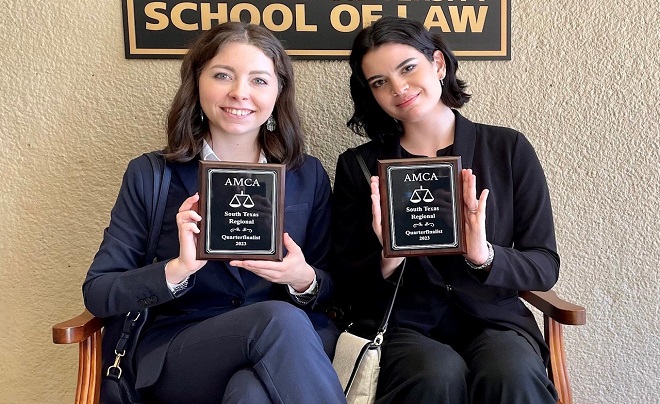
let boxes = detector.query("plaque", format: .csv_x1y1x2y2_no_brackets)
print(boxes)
378,157,466,257
197,161,285,261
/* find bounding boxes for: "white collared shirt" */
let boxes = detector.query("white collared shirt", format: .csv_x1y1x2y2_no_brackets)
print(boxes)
201,138,268,163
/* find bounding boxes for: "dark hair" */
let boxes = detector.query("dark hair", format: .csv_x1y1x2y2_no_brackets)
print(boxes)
347,16,471,140
165,22,305,168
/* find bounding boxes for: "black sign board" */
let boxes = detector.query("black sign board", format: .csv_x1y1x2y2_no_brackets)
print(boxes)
378,157,466,257
197,161,285,260
122,0,510,60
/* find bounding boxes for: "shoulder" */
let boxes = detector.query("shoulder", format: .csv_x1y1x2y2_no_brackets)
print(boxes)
297,153,327,175
338,140,382,164
124,151,166,175
110,153,161,215
456,110,523,144
471,122,546,181
475,121,524,143
473,121,537,156
299,153,322,168
355,139,383,155
290,154,330,183
121,153,153,189
121,151,171,197
125,152,151,171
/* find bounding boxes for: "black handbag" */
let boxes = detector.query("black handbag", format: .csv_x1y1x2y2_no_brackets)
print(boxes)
100,152,171,404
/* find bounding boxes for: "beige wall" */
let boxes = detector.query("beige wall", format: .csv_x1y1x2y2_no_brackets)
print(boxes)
1,1,658,403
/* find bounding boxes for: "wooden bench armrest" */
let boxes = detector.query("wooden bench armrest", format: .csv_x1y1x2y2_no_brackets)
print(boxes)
52,310,103,344
52,309,103,403
520,290,587,404
520,290,586,325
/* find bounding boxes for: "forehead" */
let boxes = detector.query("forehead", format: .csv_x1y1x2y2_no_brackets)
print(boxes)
205,42,275,73
362,43,426,75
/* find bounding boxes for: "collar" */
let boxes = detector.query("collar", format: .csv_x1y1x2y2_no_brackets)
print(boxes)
201,139,268,163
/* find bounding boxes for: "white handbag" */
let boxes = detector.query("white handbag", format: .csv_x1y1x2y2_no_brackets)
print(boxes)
332,261,406,404
333,331,381,403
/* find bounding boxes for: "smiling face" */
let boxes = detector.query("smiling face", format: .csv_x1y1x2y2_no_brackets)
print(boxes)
198,41,279,141
361,43,446,125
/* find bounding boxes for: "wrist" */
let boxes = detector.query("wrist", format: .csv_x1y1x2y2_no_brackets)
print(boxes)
465,242,494,271
381,254,405,279
164,259,191,284
290,265,316,293
291,281,313,293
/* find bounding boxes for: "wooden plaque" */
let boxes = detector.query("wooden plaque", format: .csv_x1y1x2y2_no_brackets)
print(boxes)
378,157,466,258
197,161,285,261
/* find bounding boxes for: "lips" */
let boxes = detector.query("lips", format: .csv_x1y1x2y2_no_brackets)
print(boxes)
396,93,419,108
223,107,254,116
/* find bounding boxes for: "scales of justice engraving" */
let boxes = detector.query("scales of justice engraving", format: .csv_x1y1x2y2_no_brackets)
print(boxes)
410,186,434,204
229,191,255,208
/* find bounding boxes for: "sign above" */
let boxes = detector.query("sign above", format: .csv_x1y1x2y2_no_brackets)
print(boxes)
122,0,510,60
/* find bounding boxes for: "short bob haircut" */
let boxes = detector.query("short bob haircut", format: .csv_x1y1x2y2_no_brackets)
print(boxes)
347,16,471,140
165,22,305,169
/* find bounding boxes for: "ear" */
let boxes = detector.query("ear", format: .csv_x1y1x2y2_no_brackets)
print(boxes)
432,50,446,80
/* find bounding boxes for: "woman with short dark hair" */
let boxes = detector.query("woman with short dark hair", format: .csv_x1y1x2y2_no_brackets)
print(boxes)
333,16,559,403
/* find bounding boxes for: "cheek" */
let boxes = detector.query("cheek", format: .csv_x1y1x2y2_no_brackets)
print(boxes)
371,90,389,108
257,90,279,110
198,84,216,105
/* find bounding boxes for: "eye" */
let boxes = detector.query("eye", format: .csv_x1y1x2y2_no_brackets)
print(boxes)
253,77,268,85
214,72,231,80
370,79,386,89
402,64,416,74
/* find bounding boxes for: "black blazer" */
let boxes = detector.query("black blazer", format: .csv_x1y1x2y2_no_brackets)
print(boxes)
332,110,559,363
83,153,336,389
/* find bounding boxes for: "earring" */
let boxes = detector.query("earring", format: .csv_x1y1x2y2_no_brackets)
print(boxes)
200,108,205,122
266,115,277,131
440,78,445,86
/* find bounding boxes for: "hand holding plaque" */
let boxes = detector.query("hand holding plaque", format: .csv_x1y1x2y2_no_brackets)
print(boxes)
378,157,466,257
197,161,285,260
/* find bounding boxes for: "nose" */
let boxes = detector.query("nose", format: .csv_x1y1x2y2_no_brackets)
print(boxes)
390,78,409,96
229,80,249,100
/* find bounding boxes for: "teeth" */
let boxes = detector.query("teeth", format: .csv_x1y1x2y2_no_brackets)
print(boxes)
225,108,252,116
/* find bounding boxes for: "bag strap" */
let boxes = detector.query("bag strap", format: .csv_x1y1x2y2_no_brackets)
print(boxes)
145,152,171,264
107,152,171,380
348,146,406,345
374,260,405,345
349,147,372,185
342,147,406,397
343,261,405,396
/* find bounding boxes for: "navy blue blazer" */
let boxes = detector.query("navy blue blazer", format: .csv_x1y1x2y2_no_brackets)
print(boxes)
83,153,336,389
332,110,559,363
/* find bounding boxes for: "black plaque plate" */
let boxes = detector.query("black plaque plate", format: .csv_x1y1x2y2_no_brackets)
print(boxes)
197,161,285,260
378,157,466,257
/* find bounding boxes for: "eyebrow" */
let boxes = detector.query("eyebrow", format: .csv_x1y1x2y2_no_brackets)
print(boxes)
365,57,417,83
208,64,273,76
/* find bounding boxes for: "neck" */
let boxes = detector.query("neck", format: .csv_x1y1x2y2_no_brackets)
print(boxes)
208,134,261,163
400,107,455,157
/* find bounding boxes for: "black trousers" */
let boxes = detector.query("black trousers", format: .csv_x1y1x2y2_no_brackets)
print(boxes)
375,327,558,404
145,301,346,404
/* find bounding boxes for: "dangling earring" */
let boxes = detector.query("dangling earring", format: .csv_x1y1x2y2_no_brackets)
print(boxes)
440,78,445,86
200,108,205,122
266,115,277,131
